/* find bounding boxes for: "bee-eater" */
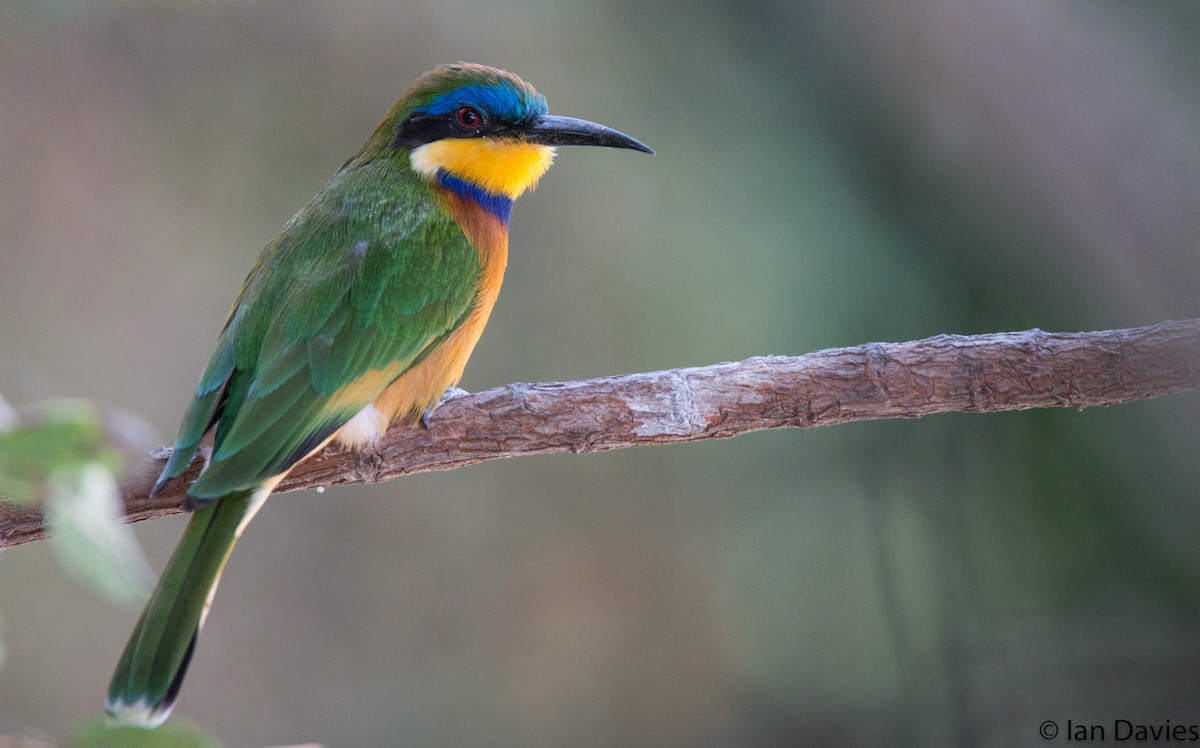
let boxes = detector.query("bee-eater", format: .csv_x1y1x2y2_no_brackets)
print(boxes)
105,63,651,726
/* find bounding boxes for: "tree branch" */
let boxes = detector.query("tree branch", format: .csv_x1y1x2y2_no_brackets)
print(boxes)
2,320,1197,549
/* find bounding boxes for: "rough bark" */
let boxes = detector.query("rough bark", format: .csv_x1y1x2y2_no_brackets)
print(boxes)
1,320,1197,549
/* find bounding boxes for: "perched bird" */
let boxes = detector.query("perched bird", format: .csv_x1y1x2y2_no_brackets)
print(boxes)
106,63,651,727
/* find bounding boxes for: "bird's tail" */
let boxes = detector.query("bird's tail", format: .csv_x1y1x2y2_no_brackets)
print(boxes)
105,488,266,727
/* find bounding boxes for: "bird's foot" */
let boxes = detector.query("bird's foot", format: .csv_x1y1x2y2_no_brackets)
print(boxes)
422,386,470,429
352,442,386,484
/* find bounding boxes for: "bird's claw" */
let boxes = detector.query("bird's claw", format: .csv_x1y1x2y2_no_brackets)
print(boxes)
421,386,470,429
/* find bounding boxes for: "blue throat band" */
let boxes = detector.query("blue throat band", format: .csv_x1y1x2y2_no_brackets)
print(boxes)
437,170,514,224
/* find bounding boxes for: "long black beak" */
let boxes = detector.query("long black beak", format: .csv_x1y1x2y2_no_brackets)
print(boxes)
524,115,654,154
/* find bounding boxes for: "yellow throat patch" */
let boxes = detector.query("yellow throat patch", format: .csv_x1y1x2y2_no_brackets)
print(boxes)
410,138,556,200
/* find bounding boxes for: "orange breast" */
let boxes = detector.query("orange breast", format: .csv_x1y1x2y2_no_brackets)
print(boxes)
372,187,509,422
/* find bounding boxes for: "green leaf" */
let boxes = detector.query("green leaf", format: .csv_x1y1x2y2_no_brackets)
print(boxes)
0,397,158,605
45,462,155,607
69,715,222,748
0,411,99,503
0,399,151,505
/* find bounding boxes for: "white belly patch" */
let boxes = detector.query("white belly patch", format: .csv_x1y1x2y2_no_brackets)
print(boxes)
334,404,388,448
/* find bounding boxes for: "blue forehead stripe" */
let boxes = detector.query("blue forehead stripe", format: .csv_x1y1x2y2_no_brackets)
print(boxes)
420,84,548,124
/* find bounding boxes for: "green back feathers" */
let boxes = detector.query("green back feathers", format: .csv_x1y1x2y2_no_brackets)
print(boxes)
157,63,542,501
159,156,480,502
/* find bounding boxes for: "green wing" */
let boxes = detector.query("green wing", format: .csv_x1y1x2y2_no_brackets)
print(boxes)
155,159,478,503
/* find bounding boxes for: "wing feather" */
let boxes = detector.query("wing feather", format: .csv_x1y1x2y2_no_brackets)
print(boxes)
156,159,479,503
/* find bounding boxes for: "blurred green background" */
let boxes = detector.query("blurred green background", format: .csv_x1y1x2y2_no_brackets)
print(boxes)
2,1,1199,746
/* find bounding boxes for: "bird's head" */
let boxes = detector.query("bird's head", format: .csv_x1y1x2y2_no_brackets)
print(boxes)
362,63,652,201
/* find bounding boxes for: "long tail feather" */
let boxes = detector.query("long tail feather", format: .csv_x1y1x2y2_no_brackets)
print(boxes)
105,487,267,727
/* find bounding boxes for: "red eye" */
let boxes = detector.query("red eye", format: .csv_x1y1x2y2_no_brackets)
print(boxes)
456,106,482,128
